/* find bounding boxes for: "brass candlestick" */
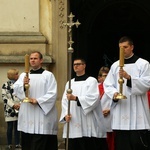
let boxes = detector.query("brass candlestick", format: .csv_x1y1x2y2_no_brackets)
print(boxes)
115,48,127,100
23,54,30,102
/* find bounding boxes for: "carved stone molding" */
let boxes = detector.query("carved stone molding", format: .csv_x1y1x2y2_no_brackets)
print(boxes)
0,55,52,64
58,0,65,28
0,32,52,64
0,32,47,44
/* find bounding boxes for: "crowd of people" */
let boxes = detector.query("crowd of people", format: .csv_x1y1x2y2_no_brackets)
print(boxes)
1,36,150,150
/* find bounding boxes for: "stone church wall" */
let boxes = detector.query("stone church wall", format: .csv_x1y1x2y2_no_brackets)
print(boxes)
0,0,68,144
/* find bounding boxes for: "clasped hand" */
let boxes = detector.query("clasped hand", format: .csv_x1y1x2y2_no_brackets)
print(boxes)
13,103,20,110
119,68,130,80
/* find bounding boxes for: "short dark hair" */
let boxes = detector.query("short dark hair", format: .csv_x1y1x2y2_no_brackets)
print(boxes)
74,58,86,64
30,51,43,59
119,36,133,45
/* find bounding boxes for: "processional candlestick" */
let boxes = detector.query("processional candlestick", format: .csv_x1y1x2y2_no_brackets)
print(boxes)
115,48,127,100
23,54,31,103
63,12,80,150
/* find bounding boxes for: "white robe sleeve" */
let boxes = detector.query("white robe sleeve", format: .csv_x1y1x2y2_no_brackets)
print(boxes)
103,61,119,100
60,77,100,121
59,82,69,123
13,71,57,115
78,77,100,115
37,72,57,115
131,58,150,95
13,72,26,100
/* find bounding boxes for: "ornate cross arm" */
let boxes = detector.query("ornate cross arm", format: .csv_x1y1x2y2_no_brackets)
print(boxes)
63,12,81,52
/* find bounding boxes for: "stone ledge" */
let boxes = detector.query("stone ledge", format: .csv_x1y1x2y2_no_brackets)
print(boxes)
0,32,47,44
0,55,53,64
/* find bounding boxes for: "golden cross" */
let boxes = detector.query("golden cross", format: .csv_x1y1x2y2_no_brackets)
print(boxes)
63,12,81,52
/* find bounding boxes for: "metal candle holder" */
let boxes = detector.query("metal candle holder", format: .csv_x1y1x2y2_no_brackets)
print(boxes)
115,48,127,100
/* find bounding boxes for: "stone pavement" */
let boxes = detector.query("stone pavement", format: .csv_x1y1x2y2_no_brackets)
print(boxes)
0,142,65,150
0,145,21,150
58,141,65,150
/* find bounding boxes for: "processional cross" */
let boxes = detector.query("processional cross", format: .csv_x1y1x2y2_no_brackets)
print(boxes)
63,12,80,150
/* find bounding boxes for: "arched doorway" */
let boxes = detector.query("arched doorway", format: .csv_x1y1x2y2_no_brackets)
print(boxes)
70,0,150,78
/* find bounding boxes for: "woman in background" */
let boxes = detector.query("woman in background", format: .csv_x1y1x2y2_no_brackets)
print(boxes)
2,69,21,149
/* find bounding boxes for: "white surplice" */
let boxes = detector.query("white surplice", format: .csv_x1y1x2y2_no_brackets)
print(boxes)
13,71,58,135
104,58,150,130
59,77,106,138
101,93,113,132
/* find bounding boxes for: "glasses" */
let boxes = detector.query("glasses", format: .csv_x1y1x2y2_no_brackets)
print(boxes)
73,63,84,66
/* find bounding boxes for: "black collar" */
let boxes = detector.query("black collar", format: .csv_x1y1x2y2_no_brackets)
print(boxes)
75,74,89,81
124,55,139,64
30,68,45,74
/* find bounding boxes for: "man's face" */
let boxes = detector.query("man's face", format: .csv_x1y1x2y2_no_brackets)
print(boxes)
119,41,134,58
29,53,43,69
73,60,86,75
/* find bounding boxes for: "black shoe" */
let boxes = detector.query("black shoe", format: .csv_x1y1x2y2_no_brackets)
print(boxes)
15,144,22,148
8,145,12,149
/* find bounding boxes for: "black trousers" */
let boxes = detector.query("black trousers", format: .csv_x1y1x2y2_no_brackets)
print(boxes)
21,132,58,150
114,130,149,150
66,137,108,150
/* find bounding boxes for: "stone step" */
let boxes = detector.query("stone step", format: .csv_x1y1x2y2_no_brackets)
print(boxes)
0,143,65,150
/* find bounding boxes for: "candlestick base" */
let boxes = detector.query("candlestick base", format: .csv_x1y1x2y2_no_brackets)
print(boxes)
23,97,31,103
115,93,127,100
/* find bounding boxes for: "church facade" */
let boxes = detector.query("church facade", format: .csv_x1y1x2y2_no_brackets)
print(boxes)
0,0,68,144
